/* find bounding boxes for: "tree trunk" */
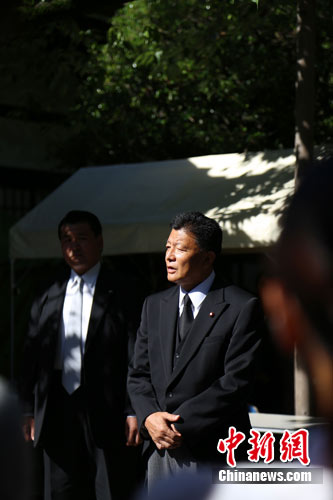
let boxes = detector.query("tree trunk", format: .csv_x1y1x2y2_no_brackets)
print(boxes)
294,0,316,184
294,0,316,416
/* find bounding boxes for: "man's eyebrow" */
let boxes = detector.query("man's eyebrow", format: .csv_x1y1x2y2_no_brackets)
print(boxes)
166,239,184,245
62,231,88,238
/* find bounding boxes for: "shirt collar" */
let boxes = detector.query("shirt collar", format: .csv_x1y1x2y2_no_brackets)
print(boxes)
179,270,215,309
70,262,101,289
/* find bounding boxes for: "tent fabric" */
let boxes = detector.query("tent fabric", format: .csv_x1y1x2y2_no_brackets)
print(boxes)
9,150,295,259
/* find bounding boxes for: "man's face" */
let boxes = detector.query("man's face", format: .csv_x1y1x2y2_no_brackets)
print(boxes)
59,222,103,275
165,228,215,291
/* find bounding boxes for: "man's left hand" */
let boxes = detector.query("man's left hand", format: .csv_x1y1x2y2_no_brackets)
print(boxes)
125,416,142,446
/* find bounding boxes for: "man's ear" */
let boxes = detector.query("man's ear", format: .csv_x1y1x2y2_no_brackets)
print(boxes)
205,250,216,268
260,278,304,353
97,234,104,254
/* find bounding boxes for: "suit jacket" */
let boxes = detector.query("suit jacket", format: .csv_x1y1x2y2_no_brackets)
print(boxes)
20,264,136,448
128,279,262,463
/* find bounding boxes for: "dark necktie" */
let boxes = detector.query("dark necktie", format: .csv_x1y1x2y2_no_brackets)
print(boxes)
178,294,194,340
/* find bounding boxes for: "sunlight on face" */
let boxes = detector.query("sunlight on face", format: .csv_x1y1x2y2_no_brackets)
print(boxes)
165,228,214,291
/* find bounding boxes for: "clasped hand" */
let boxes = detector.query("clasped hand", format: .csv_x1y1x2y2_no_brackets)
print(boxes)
145,411,182,450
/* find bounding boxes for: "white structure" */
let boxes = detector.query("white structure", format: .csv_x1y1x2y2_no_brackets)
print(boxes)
9,150,295,383
9,149,295,259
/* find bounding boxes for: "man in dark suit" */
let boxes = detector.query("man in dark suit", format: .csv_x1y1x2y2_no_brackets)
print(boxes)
128,211,261,484
20,210,140,500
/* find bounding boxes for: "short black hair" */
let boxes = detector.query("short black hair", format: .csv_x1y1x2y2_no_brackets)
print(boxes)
58,210,102,239
170,211,222,256
274,159,333,353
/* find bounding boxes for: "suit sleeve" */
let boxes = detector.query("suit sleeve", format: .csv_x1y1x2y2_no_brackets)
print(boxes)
18,290,47,416
117,279,144,417
127,298,161,433
174,296,262,443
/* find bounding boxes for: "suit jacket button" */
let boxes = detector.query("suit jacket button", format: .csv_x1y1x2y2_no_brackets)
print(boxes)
168,392,173,398
175,353,180,359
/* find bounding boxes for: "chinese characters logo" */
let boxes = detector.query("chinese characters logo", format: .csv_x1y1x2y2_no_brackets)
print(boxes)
217,428,310,467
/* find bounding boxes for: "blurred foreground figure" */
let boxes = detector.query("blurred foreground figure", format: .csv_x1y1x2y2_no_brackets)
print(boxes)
261,161,333,461
0,377,29,500
134,470,212,500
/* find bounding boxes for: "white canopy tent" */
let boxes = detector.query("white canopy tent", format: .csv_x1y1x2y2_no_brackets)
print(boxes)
9,150,295,380
11,150,319,419
9,149,295,259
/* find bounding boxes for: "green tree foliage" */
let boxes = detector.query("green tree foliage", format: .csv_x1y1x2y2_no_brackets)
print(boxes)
1,0,332,167
78,0,296,162
75,0,331,164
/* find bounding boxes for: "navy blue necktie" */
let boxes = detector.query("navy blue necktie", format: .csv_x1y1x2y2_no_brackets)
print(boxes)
179,294,193,340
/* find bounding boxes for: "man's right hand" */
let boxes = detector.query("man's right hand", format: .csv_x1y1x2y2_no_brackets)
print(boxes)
22,416,35,442
145,412,182,450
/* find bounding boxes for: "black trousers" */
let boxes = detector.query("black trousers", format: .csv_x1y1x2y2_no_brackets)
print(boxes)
40,373,128,500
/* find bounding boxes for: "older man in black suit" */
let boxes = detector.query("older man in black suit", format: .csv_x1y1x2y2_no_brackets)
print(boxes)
20,210,140,500
128,212,261,485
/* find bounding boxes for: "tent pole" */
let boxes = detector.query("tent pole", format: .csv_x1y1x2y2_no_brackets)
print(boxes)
294,346,310,415
10,258,15,382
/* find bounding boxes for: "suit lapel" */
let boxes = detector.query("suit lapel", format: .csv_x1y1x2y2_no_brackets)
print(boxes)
167,284,228,387
85,268,113,352
38,276,67,361
45,279,67,317
159,286,179,382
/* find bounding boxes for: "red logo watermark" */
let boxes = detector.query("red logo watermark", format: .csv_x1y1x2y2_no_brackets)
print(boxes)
217,427,246,467
217,428,310,467
280,429,310,465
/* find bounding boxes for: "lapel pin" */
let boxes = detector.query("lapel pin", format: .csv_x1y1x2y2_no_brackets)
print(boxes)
209,312,215,317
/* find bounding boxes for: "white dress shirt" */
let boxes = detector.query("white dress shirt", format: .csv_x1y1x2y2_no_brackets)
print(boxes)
55,262,101,369
178,270,215,318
